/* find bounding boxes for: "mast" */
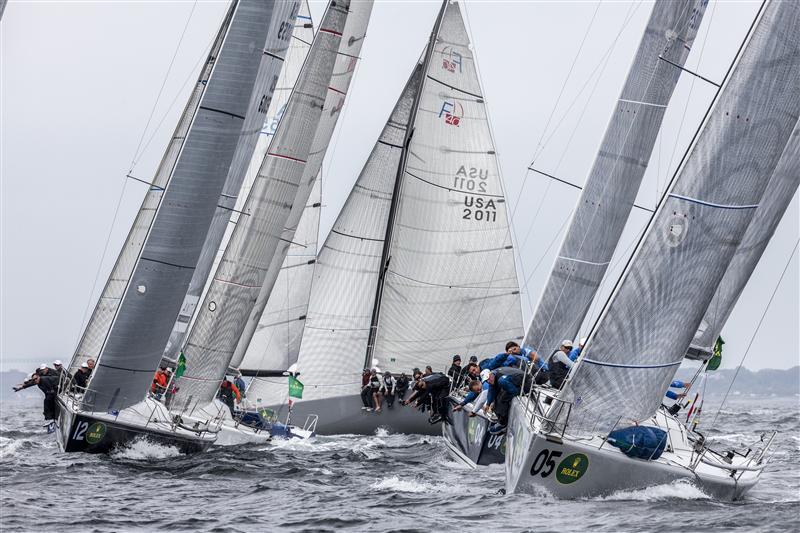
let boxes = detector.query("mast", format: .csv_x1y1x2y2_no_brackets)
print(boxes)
363,0,447,370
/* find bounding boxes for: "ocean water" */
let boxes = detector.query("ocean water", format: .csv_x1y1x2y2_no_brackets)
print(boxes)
0,396,798,532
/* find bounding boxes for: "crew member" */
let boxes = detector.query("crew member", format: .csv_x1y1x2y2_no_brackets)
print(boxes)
151,365,169,399
486,367,526,434
72,363,91,391
402,372,451,424
381,371,396,409
547,340,575,390
218,378,240,417
447,355,466,389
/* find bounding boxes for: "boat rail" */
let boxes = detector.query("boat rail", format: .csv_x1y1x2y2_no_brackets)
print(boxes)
57,371,218,437
521,386,573,440
690,430,777,480
302,414,319,434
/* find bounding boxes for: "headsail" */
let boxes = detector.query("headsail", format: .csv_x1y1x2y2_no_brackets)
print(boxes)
286,0,522,406
79,1,286,412
524,0,710,357
689,122,800,358
163,2,310,362
172,0,371,415
283,64,426,405
560,0,800,434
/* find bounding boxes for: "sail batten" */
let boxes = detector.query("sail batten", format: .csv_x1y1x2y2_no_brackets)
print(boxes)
561,0,800,434
523,0,710,357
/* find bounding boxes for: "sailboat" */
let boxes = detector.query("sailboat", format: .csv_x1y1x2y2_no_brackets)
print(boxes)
57,0,300,453
254,0,524,436
443,0,711,468
163,0,374,446
505,0,799,499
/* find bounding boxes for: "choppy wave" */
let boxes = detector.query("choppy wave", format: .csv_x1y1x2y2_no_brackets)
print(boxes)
371,475,460,494
597,480,711,502
0,395,797,533
109,437,181,460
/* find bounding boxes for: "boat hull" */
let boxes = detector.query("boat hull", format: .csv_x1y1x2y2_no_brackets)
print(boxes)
56,397,215,454
442,397,505,467
262,393,439,436
505,398,761,500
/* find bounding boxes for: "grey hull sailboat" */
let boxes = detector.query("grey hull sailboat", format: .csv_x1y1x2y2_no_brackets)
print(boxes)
57,0,295,454
444,0,710,467
505,0,799,499
258,0,523,436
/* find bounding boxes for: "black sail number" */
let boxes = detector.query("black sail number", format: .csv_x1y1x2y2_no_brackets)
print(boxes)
530,448,562,478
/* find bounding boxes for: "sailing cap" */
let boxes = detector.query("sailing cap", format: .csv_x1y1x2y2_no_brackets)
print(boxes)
38,364,48,370
480,369,491,382
53,359,63,366
561,340,573,348
452,354,461,362
81,363,89,368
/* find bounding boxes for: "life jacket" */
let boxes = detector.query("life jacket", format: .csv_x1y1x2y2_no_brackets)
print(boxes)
151,370,168,393
547,350,570,389
369,375,381,389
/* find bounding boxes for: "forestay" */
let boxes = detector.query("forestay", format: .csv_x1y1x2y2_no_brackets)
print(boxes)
560,0,800,434
524,0,709,357
81,1,280,412
173,1,354,415
690,122,800,356
372,1,522,373
163,1,307,362
232,1,374,373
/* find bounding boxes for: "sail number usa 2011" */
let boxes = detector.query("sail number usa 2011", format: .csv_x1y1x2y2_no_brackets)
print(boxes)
454,165,497,222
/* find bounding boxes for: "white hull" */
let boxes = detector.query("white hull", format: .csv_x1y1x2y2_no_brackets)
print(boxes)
506,396,769,500
177,401,272,446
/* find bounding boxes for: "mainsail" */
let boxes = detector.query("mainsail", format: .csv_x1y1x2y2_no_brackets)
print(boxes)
524,0,709,357
163,1,311,362
689,122,800,356
78,1,285,412
288,0,522,406
172,0,370,414
561,0,800,434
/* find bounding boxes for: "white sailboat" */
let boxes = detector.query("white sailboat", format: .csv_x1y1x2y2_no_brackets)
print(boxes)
444,0,711,467
505,0,799,499
165,0,374,446
57,0,298,453
256,0,524,436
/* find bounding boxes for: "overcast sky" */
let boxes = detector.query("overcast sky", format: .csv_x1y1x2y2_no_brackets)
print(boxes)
1,0,797,373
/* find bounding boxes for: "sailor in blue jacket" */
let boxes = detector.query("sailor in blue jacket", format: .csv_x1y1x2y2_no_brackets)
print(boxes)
568,337,586,362
665,380,690,400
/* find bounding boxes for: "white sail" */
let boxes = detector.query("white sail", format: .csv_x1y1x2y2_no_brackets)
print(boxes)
560,0,800,434
80,1,288,412
524,0,709,357
230,1,374,370
163,2,313,361
172,0,368,415
236,177,320,374
690,122,800,356
372,0,522,373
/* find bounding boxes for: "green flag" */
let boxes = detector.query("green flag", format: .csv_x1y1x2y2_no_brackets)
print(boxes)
288,375,304,399
175,352,187,379
707,336,724,371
